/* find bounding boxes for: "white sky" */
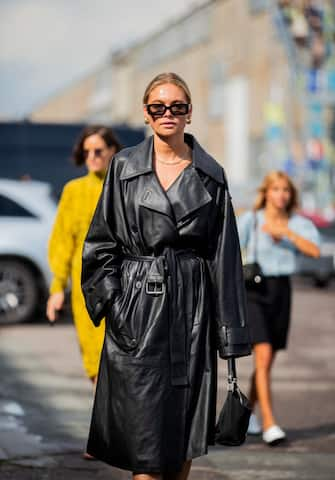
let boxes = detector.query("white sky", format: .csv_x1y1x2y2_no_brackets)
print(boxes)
0,0,204,119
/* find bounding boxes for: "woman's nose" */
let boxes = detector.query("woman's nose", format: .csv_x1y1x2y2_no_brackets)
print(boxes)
163,109,173,118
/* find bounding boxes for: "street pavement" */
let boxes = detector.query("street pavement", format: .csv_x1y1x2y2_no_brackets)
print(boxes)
0,278,334,479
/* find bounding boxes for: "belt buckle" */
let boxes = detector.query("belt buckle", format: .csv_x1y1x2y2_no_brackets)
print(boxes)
146,280,165,295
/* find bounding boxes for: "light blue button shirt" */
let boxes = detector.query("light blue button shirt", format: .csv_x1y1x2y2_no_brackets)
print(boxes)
237,210,320,276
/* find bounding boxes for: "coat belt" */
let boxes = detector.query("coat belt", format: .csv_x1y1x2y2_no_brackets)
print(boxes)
124,249,198,387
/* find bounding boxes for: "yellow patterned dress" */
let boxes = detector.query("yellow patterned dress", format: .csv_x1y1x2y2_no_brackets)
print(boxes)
48,171,105,379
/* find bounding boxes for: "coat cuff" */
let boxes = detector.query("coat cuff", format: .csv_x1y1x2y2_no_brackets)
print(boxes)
85,274,121,326
217,325,251,359
50,277,67,294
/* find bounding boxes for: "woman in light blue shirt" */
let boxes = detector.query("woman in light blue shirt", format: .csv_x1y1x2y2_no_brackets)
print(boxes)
238,171,320,446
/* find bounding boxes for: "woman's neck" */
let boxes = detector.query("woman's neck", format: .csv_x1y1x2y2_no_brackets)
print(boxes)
153,133,189,161
88,169,106,180
264,203,288,220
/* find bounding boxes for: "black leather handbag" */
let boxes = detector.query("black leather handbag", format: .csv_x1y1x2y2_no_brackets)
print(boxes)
243,212,264,291
215,358,251,446
243,262,263,288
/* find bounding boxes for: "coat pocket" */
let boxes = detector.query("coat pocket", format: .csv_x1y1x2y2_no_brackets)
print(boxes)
108,260,152,352
107,260,167,353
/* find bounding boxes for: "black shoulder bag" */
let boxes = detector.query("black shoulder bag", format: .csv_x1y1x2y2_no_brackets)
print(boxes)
243,212,264,291
215,358,251,446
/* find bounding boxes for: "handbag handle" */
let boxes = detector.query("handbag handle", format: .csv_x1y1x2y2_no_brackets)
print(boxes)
227,358,238,391
252,211,258,263
245,211,258,263
228,357,236,378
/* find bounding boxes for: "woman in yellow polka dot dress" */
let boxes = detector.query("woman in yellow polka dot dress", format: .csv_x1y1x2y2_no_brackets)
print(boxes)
46,126,121,384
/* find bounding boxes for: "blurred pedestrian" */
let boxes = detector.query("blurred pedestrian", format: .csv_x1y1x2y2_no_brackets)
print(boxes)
81,72,251,479
238,171,320,445
46,125,121,386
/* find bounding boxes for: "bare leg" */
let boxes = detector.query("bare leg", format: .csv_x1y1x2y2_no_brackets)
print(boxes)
248,372,257,410
253,343,277,430
133,475,162,480
249,346,277,410
163,460,192,480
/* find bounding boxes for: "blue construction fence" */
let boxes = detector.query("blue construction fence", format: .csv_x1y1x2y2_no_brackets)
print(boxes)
0,121,145,196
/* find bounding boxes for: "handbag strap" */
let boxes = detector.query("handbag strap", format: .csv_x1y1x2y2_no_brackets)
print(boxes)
227,358,245,402
252,211,258,263
227,358,238,391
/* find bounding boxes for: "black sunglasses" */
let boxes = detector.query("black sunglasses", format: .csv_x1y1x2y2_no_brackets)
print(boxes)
83,148,106,159
146,103,190,116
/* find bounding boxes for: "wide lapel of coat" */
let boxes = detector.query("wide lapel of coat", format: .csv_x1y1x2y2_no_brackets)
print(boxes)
166,134,226,223
119,136,174,219
190,134,225,186
166,166,212,223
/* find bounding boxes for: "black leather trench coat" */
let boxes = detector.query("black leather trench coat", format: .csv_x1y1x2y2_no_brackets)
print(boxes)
81,134,251,474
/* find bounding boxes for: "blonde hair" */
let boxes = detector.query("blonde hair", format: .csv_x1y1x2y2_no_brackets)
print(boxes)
143,72,192,104
253,170,299,215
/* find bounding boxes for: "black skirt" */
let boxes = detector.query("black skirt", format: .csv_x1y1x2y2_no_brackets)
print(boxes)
246,276,292,350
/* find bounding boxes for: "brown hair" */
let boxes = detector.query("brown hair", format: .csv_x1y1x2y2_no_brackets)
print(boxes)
253,170,299,215
143,72,192,104
72,125,122,166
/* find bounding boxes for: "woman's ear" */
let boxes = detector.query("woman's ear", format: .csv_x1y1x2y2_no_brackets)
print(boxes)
143,105,149,124
187,104,193,123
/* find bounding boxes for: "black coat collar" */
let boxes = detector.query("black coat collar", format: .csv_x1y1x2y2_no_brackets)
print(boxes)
119,134,225,185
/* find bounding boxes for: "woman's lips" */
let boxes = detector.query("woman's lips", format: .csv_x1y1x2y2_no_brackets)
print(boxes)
160,122,176,127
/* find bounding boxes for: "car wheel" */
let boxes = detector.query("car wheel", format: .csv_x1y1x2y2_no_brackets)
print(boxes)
0,259,40,325
313,275,330,288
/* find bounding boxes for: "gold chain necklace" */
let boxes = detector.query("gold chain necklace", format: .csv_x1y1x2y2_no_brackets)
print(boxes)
156,157,186,165
156,147,191,166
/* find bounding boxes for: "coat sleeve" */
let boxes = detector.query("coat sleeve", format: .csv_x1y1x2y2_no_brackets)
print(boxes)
207,180,251,359
81,160,123,326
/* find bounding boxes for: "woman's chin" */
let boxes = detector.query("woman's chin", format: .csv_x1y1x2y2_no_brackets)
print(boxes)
157,128,181,139
88,167,104,174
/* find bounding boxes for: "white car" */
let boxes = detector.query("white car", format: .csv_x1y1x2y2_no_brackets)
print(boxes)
0,179,57,324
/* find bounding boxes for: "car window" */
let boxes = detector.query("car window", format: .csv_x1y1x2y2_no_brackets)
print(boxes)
0,194,36,218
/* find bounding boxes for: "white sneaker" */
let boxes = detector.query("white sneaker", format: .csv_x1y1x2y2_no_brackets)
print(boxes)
247,413,262,435
262,425,286,446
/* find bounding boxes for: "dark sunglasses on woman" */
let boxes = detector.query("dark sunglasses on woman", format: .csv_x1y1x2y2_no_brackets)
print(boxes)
83,148,106,159
146,103,190,116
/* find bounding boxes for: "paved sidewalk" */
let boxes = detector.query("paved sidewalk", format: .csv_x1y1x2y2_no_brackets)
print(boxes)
0,279,335,479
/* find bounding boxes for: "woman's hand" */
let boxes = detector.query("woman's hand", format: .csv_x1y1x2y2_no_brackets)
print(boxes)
262,222,320,257
46,291,65,323
262,222,289,241
285,228,320,258
263,221,320,258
